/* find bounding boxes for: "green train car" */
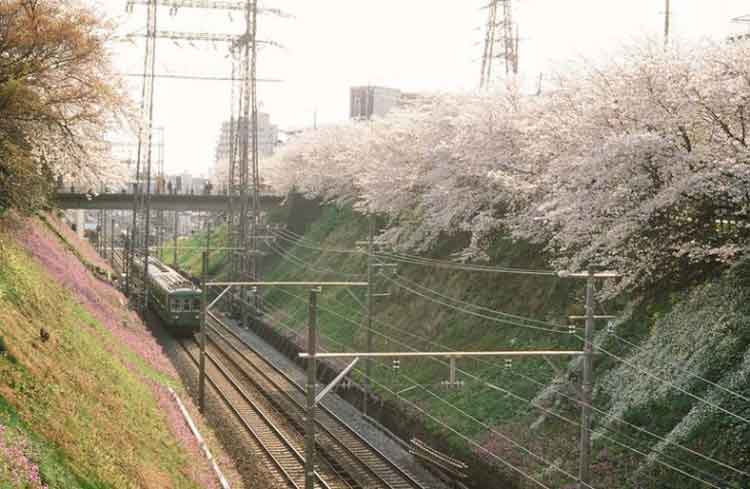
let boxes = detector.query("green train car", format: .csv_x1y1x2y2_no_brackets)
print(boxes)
133,255,202,335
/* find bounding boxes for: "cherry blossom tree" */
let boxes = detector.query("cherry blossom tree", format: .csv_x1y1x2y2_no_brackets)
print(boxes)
263,38,750,295
0,0,128,214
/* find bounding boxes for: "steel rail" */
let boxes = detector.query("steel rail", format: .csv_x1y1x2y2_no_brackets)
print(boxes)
179,339,334,489
207,312,429,489
206,317,414,489
202,335,358,489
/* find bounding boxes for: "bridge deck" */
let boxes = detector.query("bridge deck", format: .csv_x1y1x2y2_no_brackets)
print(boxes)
54,192,282,212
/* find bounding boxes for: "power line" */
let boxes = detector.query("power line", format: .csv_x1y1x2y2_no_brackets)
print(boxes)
264,238,364,279
398,275,750,475
325,280,750,479
271,292,733,488
383,274,566,334
277,229,559,276
589,340,750,426
270,231,566,333
119,72,283,82
266,229,746,485
260,297,576,489
274,230,750,437
391,272,568,330
266,257,747,485
273,229,361,254
264,295,731,489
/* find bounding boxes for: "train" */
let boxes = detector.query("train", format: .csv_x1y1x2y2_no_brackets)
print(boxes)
125,253,203,335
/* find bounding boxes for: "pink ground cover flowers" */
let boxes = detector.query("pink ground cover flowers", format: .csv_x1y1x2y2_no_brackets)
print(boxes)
18,218,174,376
12,215,231,488
0,424,48,489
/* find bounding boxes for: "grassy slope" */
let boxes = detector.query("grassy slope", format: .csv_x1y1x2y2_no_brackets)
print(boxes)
179,202,750,489
0,215,238,489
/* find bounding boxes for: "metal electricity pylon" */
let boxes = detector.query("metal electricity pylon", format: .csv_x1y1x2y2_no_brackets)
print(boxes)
125,0,157,311
123,0,279,317
479,0,519,89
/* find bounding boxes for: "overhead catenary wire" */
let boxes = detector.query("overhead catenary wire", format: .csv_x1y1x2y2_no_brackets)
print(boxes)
260,301,559,489
273,229,361,255
383,274,566,334
235,230,750,435
262,294,732,489
258,297,581,489
265,241,565,334
387,274,750,421
263,238,365,279
391,272,569,330
266,289,731,488
263,230,747,484
594,296,750,406
380,271,750,478
391,270,750,471
276,228,560,275
608,329,750,405
581,337,750,426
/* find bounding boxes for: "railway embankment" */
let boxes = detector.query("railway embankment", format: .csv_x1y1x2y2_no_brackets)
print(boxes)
0,213,244,489
173,197,750,489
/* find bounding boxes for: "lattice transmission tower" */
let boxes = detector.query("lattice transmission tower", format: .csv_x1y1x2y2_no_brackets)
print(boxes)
122,0,274,320
479,0,519,89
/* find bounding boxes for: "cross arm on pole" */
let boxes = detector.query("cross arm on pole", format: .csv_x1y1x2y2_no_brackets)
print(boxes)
568,315,616,320
206,281,369,288
299,350,585,359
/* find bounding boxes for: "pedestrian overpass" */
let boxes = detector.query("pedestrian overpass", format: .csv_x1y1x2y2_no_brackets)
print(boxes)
54,192,283,212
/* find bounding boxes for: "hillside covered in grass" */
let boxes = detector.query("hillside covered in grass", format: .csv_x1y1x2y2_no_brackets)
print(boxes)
181,200,750,489
0,213,241,489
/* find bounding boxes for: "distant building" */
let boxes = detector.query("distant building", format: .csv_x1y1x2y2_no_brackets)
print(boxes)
350,86,403,120
213,114,278,185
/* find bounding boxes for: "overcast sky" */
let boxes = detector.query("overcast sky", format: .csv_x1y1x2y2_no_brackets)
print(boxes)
97,1,750,176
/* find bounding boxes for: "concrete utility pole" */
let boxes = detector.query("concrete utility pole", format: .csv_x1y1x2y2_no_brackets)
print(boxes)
560,269,618,488
363,215,374,415
305,287,319,489
206,217,212,269
173,211,178,268
578,272,595,487
110,217,115,262
664,0,671,46
199,251,208,411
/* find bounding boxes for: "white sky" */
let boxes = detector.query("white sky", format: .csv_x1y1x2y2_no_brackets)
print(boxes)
95,1,750,176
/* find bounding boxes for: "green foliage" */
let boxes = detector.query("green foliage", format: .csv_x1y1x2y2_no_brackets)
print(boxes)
174,200,750,488
0,396,110,489
0,229,199,488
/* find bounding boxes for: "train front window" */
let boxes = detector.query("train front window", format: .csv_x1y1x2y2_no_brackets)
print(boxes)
172,299,183,312
192,298,200,311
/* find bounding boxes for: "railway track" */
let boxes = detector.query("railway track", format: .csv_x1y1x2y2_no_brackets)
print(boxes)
179,338,339,489
204,312,430,489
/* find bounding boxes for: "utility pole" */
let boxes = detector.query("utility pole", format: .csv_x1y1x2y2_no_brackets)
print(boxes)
578,272,595,488
199,251,208,411
559,270,618,488
202,280,367,489
110,217,115,262
363,215,374,415
664,0,671,46
305,287,319,489
207,216,212,252
172,211,179,268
